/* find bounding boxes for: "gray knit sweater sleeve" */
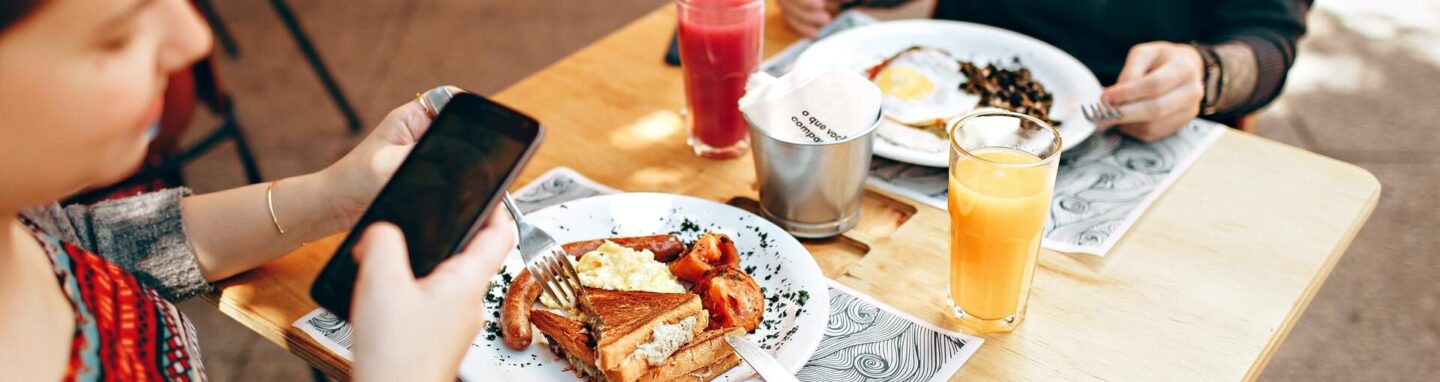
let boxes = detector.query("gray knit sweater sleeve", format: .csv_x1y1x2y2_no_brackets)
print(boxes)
22,188,212,301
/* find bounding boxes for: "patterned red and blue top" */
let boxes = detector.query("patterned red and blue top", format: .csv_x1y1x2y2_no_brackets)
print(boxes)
25,218,206,381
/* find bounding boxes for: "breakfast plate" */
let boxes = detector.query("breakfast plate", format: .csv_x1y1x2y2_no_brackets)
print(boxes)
793,19,1102,167
460,193,829,381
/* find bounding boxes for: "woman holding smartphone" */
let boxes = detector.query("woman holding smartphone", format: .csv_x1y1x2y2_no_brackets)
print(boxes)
0,0,513,380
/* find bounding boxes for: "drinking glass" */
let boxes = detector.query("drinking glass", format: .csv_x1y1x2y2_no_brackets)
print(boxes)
676,0,764,159
946,109,1061,333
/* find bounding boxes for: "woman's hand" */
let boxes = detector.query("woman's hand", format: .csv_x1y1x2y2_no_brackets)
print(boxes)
349,212,516,382
1099,42,1205,142
779,0,842,38
321,86,463,226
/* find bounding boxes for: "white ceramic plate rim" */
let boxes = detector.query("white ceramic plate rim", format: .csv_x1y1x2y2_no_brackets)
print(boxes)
794,19,1102,167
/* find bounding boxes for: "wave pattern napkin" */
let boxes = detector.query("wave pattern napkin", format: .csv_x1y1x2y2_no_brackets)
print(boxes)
294,167,982,381
800,282,980,382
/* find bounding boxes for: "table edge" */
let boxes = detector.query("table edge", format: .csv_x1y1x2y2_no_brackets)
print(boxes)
1243,153,1382,381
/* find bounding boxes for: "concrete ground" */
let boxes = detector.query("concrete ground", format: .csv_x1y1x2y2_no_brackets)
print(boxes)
172,0,1439,380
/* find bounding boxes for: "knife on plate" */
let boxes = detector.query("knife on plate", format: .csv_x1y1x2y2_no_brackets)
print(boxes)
724,334,800,382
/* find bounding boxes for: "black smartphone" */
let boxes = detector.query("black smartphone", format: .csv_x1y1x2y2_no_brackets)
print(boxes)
310,92,542,320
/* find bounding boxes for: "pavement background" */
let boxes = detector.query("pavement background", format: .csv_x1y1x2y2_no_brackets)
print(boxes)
170,0,1439,380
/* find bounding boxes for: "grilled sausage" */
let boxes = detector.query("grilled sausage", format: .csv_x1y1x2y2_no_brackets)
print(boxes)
561,234,686,262
500,269,542,349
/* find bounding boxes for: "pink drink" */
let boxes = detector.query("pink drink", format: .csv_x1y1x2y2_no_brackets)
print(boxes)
677,0,763,159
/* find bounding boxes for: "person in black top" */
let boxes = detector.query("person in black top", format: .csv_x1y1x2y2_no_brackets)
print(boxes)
779,0,1311,142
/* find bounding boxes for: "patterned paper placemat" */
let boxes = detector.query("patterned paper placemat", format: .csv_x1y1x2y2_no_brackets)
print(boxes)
800,281,980,381
294,167,983,381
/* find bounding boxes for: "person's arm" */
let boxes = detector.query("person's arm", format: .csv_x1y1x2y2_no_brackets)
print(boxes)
21,94,438,299
183,96,439,282
1098,1,1310,141
179,170,358,281
1204,0,1311,120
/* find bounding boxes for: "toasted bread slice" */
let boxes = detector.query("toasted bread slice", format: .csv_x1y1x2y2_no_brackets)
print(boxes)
531,309,608,381
640,327,744,382
533,289,717,382
584,288,704,342
584,288,708,371
660,353,741,382
529,309,596,365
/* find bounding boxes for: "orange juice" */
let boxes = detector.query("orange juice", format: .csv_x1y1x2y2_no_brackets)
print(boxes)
947,146,1056,332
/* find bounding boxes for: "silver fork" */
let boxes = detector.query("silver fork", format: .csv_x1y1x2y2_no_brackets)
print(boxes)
500,193,586,308
1081,101,1123,123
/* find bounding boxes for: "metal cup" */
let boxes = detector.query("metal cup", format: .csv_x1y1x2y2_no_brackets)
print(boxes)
748,112,881,238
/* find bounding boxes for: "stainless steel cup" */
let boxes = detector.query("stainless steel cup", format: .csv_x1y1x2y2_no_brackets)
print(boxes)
748,113,881,238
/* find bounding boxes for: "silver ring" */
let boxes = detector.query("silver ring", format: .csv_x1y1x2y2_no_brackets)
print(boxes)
418,86,455,118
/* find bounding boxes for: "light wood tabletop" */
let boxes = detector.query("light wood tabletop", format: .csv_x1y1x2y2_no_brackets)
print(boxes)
208,2,1381,381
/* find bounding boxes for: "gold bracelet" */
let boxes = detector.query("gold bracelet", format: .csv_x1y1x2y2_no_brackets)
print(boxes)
266,180,287,235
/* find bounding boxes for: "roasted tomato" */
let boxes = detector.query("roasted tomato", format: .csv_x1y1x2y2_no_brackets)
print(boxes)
668,231,741,282
695,265,765,332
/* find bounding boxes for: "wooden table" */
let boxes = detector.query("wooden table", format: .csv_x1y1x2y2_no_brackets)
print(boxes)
209,2,1381,381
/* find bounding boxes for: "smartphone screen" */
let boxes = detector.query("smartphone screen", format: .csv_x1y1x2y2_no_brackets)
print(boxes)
310,93,542,319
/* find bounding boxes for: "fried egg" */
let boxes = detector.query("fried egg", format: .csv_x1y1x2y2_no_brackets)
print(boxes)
869,47,978,129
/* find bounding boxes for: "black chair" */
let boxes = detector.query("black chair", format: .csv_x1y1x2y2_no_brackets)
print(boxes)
195,0,363,134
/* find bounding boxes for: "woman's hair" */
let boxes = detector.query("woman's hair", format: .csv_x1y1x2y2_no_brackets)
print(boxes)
1,0,44,33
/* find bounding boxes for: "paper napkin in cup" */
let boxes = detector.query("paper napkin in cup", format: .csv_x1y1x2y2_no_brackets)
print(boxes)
739,67,882,143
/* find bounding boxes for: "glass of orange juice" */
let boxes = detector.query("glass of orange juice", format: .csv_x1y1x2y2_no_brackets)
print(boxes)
946,109,1061,333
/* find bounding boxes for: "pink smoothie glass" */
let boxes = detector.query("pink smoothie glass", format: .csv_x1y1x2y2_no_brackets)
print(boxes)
677,0,764,159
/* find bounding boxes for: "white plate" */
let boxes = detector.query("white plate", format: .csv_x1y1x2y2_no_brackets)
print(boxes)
460,193,829,381
793,19,1101,167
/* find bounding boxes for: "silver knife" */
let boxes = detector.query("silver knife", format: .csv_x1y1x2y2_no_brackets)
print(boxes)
724,334,800,382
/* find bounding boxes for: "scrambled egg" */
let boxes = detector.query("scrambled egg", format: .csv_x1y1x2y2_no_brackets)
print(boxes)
540,241,683,310
574,241,684,293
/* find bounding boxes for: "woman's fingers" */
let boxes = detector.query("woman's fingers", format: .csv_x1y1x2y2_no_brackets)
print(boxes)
381,99,431,146
481,202,516,231
421,208,516,298
382,85,466,146
354,223,415,284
